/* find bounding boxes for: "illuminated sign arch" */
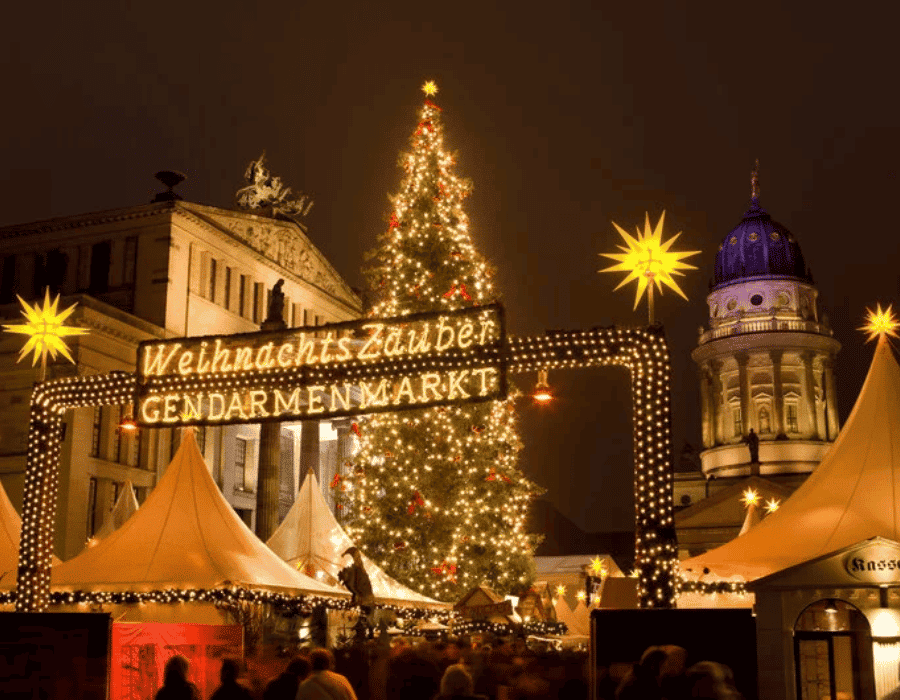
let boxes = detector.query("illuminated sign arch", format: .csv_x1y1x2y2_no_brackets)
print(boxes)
16,309,677,611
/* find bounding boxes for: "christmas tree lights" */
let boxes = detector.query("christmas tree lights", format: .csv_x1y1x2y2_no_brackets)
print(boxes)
344,84,542,601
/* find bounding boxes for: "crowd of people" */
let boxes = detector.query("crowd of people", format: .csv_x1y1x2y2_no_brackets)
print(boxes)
153,638,743,700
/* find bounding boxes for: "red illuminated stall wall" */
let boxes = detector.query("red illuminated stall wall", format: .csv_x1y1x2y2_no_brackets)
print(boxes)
111,623,243,700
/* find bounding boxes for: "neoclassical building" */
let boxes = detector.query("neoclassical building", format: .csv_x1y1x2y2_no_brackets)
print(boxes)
675,171,841,555
0,173,362,559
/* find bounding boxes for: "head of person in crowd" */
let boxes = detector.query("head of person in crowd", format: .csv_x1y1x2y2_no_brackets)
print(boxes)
440,664,475,697
310,648,336,672
164,655,191,686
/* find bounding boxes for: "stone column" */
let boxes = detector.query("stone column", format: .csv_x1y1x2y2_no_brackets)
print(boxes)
331,419,352,518
736,352,753,436
710,360,724,445
699,363,712,449
769,349,786,438
823,355,840,440
255,422,282,540
800,351,821,440
255,309,287,540
300,419,320,488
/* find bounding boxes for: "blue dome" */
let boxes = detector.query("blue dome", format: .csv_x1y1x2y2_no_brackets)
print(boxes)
713,198,811,290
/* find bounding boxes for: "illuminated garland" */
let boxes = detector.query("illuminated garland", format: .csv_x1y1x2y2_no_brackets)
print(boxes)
450,618,568,638
675,576,748,597
1,587,455,622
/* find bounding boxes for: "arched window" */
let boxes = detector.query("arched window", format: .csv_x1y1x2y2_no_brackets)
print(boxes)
759,407,771,434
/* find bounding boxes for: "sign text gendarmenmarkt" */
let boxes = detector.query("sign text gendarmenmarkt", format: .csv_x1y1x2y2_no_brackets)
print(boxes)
136,304,506,427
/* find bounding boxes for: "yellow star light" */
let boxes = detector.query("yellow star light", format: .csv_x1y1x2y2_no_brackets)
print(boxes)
590,556,606,577
2,290,87,374
422,80,438,97
555,584,566,597
576,590,587,602
599,211,700,323
860,303,900,342
765,498,780,514
741,488,760,508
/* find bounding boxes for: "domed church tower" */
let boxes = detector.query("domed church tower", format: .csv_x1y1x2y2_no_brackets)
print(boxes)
691,164,840,479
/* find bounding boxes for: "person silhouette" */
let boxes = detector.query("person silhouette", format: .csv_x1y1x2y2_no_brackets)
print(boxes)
745,428,760,464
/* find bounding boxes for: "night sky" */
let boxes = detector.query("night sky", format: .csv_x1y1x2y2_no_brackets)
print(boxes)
2,2,898,534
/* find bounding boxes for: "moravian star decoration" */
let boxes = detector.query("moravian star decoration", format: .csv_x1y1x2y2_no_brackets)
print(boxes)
600,211,700,324
2,289,87,379
860,303,900,343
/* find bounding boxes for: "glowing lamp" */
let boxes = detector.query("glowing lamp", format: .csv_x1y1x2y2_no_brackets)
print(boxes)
576,590,586,602
555,584,566,597
533,369,553,404
119,405,138,433
765,498,780,514
740,488,759,508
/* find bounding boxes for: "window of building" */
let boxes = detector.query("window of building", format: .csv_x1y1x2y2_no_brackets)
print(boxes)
235,437,251,491
209,258,217,302
787,404,799,433
758,407,771,433
733,406,743,437
196,425,206,455
87,477,98,538
123,236,138,285
253,282,264,323
90,406,102,458
89,241,111,293
32,252,47,297
239,274,248,317
224,267,232,311
170,429,180,462
0,255,16,303
112,405,122,464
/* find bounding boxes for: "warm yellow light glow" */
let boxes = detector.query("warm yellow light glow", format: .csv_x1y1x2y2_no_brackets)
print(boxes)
860,303,900,342
590,556,606,576
599,211,699,323
2,290,87,375
532,369,552,403
765,498,780,514
576,590,586,602
741,488,759,508
556,584,566,597
422,80,438,97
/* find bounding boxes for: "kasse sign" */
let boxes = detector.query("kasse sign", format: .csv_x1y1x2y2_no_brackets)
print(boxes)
135,304,507,427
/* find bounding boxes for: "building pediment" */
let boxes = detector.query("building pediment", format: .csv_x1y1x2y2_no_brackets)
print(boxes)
175,202,360,310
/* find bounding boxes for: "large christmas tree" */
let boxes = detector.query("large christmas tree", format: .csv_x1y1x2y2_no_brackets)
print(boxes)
343,83,542,601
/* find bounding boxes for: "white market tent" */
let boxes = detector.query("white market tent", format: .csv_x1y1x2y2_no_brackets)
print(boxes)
681,335,900,583
267,469,448,609
0,479,22,585
93,480,139,540
51,430,346,597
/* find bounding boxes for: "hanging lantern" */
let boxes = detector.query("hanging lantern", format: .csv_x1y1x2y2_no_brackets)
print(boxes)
533,369,553,404
118,404,138,433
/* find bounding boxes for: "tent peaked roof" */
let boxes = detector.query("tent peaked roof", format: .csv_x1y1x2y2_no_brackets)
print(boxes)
0,480,61,586
267,469,447,608
682,336,900,581
0,479,22,583
52,430,346,596
94,480,139,540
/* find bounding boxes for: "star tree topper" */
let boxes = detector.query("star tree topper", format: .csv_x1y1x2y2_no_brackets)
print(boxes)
2,289,87,381
422,80,438,97
860,303,900,343
599,211,700,324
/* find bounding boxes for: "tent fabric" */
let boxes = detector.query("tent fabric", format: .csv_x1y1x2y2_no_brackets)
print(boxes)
0,479,22,584
267,469,447,608
51,430,346,597
681,336,900,581
94,480,139,540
